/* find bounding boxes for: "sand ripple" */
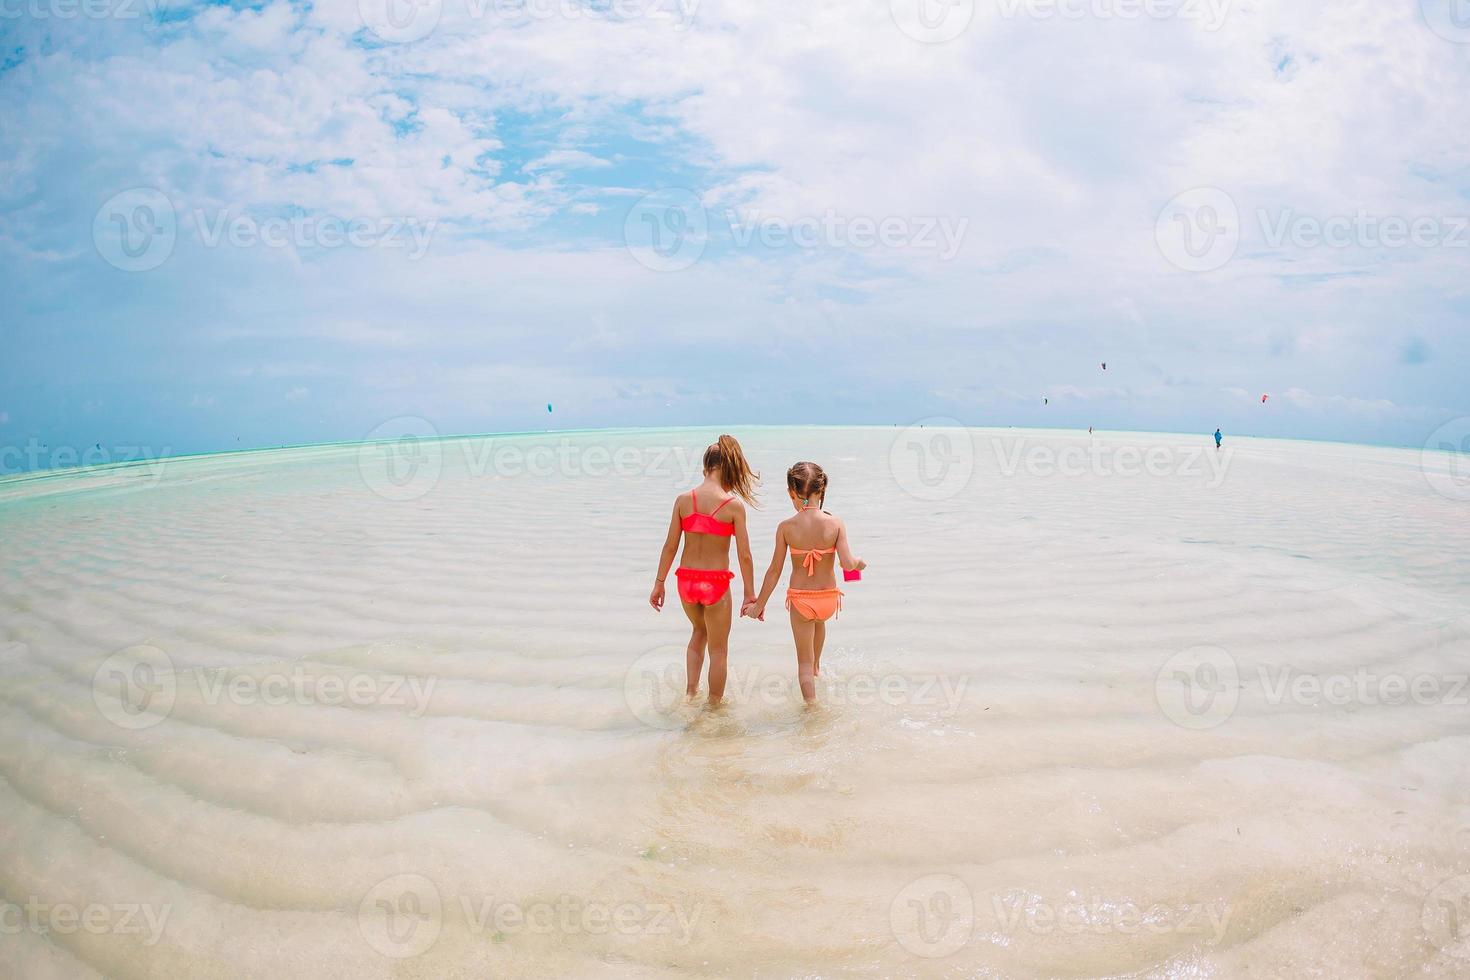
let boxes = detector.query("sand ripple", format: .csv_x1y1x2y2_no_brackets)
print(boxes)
1,427,1467,977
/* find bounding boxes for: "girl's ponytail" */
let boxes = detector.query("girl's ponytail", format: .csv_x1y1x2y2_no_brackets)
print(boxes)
705,434,759,504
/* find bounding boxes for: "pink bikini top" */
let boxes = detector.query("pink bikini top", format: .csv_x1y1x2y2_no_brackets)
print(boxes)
681,490,736,537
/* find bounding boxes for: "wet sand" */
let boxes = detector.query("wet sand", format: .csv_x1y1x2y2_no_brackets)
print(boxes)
1,425,1467,977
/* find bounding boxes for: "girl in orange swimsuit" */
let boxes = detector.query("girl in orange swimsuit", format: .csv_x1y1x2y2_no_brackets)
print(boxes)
746,461,866,704
649,435,758,704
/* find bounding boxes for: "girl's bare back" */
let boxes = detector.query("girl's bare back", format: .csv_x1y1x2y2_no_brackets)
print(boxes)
782,509,842,590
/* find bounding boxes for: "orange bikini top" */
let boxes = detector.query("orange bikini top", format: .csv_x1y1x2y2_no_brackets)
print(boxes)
790,503,836,573
681,490,736,537
790,546,836,575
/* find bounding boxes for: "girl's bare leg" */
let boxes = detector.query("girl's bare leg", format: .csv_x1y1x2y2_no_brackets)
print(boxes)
813,620,826,677
702,594,733,705
680,600,708,697
789,607,818,703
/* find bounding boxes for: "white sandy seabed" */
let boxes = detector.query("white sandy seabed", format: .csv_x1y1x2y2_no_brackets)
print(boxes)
1,425,1468,979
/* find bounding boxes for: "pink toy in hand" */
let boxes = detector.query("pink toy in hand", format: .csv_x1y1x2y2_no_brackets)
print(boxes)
843,568,862,582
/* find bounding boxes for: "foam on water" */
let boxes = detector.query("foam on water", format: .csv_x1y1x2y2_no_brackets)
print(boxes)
1,427,1468,977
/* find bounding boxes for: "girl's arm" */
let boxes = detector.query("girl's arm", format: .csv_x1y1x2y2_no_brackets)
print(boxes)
747,524,788,620
649,500,683,612
834,519,866,572
731,503,756,609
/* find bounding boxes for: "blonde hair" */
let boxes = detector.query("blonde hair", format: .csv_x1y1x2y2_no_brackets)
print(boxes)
704,434,759,504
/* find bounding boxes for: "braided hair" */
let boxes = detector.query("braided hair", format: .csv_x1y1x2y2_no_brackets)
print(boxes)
786,461,828,507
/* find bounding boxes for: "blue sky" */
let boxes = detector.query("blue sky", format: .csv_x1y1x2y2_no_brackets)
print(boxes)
2,0,1469,471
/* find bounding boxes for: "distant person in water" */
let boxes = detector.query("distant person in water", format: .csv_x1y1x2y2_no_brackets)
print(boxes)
649,435,758,704
746,462,866,704
1215,428,1223,449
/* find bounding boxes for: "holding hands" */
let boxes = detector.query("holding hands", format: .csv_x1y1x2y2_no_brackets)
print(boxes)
741,556,864,622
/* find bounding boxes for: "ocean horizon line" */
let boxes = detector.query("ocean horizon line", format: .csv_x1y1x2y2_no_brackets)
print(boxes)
0,421,1458,490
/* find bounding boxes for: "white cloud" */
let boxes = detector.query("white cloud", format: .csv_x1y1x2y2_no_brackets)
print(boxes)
1048,385,1133,402
1277,387,1433,420
1,0,1467,449
314,321,416,348
524,150,613,173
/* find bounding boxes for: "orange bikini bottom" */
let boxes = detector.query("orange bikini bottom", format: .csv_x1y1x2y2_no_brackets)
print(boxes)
786,588,843,622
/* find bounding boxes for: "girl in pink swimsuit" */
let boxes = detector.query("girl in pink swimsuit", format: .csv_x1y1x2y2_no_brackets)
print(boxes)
649,435,758,704
746,461,866,704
